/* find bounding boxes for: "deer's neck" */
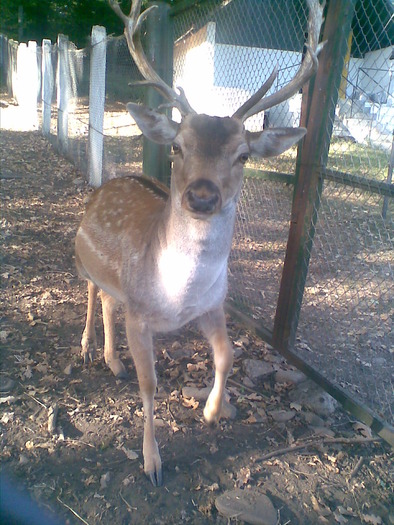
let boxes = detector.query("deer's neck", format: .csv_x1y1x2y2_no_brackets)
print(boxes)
144,197,236,327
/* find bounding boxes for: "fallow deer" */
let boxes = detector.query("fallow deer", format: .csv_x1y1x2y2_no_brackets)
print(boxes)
75,0,324,486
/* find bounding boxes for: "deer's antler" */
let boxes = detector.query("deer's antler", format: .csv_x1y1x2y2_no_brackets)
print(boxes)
109,0,195,116
233,0,326,122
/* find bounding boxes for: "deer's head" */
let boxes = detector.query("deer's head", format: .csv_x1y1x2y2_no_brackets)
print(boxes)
110,0,325,220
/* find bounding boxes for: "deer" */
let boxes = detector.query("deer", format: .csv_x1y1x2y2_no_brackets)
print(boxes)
75,0,324,486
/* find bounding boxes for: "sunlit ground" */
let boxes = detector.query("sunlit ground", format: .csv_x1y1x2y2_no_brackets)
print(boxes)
0,86,40,132
0,101,40,132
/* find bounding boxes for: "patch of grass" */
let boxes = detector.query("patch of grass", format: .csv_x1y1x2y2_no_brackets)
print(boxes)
327,138,390,182
245,139,391,184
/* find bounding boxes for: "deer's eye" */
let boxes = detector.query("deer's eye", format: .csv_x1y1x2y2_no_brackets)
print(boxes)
172,143,181,155
239,153,249,165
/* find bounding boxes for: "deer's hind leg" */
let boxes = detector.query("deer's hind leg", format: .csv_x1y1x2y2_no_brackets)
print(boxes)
101,290,128,379
81,280,98,364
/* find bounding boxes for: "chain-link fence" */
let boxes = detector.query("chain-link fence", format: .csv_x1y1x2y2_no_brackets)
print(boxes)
171,0,393,436
1,0,392,439
42,33,144,180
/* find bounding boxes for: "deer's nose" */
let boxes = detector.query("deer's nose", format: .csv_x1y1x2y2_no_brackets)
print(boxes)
182,179,222,216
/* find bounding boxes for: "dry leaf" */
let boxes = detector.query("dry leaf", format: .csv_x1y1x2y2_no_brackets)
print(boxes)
334,511,348,523
235,466,252,487
35,363,48,373
1,412,14,424
243,414,257,424
83,475,96,486
170,421,180,433
182,397,199,410
22,366,33,380
187,362,207,372
362,515,382,524
353,422,372,438
245,393,264,402
120,447,139,461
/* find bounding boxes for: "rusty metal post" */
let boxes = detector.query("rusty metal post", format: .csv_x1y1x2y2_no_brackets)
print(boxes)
272,0,357,352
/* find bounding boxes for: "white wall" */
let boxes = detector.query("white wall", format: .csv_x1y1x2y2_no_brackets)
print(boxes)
348,47,393,102
173,22,216,120
174,21,392,137
362,47,393,101
174,22,303,130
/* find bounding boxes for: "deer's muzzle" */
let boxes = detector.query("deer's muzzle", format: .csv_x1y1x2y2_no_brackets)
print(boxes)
182,179,222,216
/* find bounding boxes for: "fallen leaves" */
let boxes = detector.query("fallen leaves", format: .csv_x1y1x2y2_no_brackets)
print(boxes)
0,127,391,525
182,397,199,410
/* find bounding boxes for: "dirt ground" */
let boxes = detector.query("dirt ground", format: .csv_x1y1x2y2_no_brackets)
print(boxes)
1,105,393,524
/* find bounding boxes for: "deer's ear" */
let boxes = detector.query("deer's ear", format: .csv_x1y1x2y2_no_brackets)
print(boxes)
127,103,179,144
247,127,307,157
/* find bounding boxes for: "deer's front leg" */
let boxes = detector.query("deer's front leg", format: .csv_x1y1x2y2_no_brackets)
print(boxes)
198,307,234,424
81,280,98,364
125,310,161,486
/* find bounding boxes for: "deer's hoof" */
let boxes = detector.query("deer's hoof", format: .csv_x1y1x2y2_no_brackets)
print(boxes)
107,358,128,379
204,397,236,424
145,466,163,487
144,441,162,487
203,400,220,425
81,339,97,364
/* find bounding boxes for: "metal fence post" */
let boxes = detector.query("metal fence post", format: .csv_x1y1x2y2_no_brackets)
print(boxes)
57,34,70,154
88,25,107,187
41,39,53,137
272,0,357,352
142,1,173,185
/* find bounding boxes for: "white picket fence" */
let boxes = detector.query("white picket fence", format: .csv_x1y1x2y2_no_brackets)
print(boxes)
1,26,108,187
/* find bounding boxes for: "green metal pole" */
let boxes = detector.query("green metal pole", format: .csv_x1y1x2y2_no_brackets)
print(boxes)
272,0,357,351
143,1,173,185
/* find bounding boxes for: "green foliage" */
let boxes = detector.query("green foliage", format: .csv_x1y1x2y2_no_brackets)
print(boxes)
0,0,152,47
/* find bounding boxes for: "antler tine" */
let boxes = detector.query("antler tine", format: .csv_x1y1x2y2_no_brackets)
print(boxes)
232,66,278,120
109,0,194,116
234,0,325,122
128,80,193,115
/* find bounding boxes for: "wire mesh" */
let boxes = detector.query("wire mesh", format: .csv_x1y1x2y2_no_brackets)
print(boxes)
3,0,392,428
66,43,90,174
172,0,393,426
44,33,144,182
297,180,393,422
102,35,144,180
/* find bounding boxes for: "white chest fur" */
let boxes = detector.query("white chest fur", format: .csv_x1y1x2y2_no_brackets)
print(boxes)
157,244,227,304
151,214,232,330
